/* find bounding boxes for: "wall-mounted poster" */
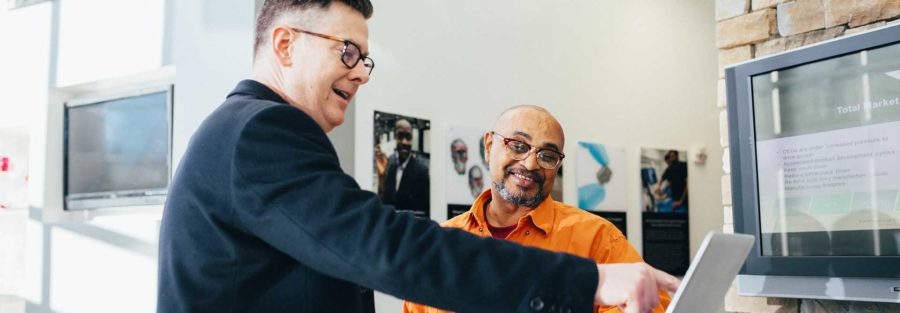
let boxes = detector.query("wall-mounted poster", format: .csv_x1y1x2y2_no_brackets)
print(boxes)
446,126,489,219
640,148,689,275
576,142,626,212
576,142,627,235
374,111,431,219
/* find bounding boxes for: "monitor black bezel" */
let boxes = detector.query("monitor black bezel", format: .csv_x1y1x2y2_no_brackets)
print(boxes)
727,23,900,279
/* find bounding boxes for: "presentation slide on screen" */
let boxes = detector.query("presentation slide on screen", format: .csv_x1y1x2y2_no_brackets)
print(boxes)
751,45,900,256
756,103,900,235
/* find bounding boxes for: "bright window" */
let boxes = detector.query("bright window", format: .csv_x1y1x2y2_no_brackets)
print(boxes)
56,0,166,87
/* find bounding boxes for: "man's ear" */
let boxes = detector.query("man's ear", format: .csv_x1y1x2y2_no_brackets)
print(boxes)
483,131,493,163
271,26,294,67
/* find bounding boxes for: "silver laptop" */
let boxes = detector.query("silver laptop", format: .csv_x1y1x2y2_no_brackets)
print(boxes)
665,231,755,313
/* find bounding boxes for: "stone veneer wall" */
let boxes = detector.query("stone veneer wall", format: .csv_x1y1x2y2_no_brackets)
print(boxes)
715,0,900,312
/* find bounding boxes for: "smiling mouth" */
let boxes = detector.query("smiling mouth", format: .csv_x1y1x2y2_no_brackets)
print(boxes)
505,167,543,186
513,173,534,182
333,88,350,101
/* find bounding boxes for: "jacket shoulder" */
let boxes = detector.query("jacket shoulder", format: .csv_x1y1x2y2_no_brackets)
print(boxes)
228,98,315,130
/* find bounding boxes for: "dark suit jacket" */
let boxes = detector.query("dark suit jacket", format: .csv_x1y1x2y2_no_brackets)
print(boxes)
157,80,598,313
382,153,430,217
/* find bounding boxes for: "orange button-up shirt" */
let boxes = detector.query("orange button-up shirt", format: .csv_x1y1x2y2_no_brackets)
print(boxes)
402,190,671,313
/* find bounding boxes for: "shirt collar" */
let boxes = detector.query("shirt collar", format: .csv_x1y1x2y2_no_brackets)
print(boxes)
468,189,557,236
227,79,288,104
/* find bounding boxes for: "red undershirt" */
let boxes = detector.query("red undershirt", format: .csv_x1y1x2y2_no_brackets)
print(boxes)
487,223,517,239
483,200,518,239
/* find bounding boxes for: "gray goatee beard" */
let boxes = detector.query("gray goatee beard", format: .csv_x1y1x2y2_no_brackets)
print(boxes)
493,170,546,208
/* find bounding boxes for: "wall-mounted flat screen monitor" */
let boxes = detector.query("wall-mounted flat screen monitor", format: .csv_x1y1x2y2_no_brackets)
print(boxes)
64,85,173,210
726,24,900,303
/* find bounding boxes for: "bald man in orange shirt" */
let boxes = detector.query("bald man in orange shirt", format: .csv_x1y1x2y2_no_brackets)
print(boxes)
403,105,671,313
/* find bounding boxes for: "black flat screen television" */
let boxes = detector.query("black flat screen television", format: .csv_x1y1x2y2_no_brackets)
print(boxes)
726,24,900,302
64,85,173,210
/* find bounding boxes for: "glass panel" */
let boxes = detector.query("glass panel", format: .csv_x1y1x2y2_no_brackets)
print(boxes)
66,91,169,195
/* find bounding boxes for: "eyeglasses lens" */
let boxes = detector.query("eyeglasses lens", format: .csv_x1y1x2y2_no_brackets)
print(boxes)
342,43,360,68
504,140,560,169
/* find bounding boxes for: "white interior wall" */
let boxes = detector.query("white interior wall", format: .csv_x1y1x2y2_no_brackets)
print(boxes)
171,0,255,170
353,2,720,311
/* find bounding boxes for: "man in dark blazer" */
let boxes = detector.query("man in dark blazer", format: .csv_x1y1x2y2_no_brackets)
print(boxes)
157,1,679,313
382,119,430,218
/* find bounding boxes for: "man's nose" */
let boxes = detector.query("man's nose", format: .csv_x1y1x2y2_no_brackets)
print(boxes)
349,61,370,84
520,153,541,171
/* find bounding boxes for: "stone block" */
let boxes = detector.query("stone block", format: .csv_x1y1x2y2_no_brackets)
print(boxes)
767,297,800,311
722,175,733,206
719,45,754,78
718,79,727,108
717,9,776,48
847,0,900,27
717,0,749,21
794,26,845,46
777,0,826,36
825,0,900,28
824,0,854,27
756,26,845,57
724,205,733,224
755,37,787,57
720,110,730,147
845,21,887,35
800,299,847,313
723,147,731,174
752,0,780,11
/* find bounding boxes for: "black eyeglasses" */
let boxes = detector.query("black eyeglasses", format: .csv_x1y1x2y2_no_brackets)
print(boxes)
289,27,375,75
491,131,565,170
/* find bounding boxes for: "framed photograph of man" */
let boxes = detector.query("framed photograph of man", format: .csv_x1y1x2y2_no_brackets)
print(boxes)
640,148,689,214
373,111,431,218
